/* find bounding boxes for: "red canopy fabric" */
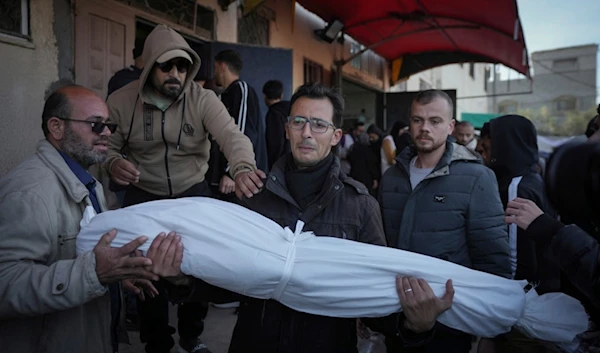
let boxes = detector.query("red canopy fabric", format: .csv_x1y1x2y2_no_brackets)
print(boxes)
297,0,531,79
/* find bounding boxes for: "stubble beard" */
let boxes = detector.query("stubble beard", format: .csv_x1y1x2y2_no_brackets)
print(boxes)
60,125,107,168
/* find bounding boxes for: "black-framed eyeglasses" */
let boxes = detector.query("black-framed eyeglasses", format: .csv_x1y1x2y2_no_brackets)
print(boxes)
156,59,189,74
59,117,117,134
287,116,336,134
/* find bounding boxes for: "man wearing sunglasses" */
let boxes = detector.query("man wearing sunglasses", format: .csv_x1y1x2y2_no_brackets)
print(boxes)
106,25,264,353
0,85,165,353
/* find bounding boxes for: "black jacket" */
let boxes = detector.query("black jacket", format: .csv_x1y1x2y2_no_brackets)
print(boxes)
220,80,268,171
347,141,379,192
526,214,600,321
379,142,510,353
107,65,142,97
228,154,426,353
488,115,560,293
265,101,291,171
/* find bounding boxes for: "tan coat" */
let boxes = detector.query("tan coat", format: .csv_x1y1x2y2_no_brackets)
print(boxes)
106,24,256,196
0,140,111,353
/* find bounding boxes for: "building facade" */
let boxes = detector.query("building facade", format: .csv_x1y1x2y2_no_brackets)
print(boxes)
0,0,491,175
490,44,598,117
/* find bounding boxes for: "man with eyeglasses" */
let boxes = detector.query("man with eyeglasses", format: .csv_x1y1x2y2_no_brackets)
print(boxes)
105,25,264,353
192,82,451,353
0,85,166,353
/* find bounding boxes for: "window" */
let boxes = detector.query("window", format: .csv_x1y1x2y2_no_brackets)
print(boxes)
304,59,323,84
498,101,518,114
0,0,29,38
552,58,578,71
554,96,577,112
469,63,475,79
116,0,215,39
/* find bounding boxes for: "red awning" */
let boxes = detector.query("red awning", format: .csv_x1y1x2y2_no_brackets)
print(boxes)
297,0,531,79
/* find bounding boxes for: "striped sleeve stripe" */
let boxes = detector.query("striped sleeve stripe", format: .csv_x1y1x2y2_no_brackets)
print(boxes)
237,81,249,134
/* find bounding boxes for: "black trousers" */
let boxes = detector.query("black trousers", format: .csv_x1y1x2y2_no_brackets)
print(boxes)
124,182,211,353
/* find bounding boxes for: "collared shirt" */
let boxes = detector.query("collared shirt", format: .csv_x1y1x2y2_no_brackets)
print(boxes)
58,151,102,213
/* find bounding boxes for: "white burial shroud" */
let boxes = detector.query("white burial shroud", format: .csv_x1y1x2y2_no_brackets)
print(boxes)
76,197,587,342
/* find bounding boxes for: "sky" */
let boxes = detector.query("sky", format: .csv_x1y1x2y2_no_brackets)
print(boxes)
509,0,600,101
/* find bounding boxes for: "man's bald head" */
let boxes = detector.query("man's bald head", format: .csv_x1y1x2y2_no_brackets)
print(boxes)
42,85,102,136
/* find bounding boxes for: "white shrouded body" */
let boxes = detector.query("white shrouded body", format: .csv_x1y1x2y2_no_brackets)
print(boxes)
76,197,587,342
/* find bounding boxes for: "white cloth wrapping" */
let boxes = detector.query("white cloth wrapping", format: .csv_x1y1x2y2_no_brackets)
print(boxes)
76,197,588,342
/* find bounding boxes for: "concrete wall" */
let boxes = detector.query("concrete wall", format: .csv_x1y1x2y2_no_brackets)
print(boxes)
211,0,238,43
0,0,59,176
490,45,598,114
392,63,489,118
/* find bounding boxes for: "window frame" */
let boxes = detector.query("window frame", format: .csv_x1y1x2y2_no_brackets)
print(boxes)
303,58,324,84
0,0,30,40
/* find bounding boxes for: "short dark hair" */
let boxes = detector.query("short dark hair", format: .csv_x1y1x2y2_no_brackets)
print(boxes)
290,82,345,128
263,80,284,100
42,86,77,137
353,121,365,130
133,37,145,59
412,89,454,119
215,50,243,75
455,120,473,129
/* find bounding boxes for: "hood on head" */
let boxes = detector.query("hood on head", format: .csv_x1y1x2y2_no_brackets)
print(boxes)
489,114,539,178
138,24,201,100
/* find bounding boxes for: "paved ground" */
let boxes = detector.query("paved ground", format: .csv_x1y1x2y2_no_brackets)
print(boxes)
119,303,475,353
119,304,238,353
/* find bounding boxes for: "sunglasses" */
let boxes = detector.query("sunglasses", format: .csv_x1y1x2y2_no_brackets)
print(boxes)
156,60,189,73
59,117,117,134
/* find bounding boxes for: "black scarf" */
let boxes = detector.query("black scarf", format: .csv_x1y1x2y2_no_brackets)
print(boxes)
285,153,334,210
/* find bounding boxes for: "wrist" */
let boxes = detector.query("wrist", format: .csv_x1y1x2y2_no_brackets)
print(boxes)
231,165,254,179
403,318,434,334
165,275,191,287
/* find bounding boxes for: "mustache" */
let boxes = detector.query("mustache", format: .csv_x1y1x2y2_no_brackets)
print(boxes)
164,78,181,85
297,141,317,149
93,136,109,143
416,133,432,140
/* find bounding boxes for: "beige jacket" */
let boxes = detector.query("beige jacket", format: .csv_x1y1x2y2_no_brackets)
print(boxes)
106,25,256,196
0,140,111,353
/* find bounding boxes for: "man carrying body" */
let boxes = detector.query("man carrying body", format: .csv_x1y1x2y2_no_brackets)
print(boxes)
0,85,161,353
230,83,454,353
155,83,455,353
379,89,511,353
106,25,264,353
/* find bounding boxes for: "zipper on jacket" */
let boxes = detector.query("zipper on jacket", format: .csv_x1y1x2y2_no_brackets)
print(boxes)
161,111,174,196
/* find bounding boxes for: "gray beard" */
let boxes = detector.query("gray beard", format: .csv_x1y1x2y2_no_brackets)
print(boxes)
60,125,107,169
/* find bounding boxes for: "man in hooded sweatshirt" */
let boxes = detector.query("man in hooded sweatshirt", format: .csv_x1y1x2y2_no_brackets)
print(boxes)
106,24,265,353
480,115,561,352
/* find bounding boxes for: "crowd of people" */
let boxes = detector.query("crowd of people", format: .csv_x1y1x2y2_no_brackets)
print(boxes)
1,23,600,353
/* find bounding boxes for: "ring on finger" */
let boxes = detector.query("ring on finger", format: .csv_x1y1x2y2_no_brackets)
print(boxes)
404,288,413,293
